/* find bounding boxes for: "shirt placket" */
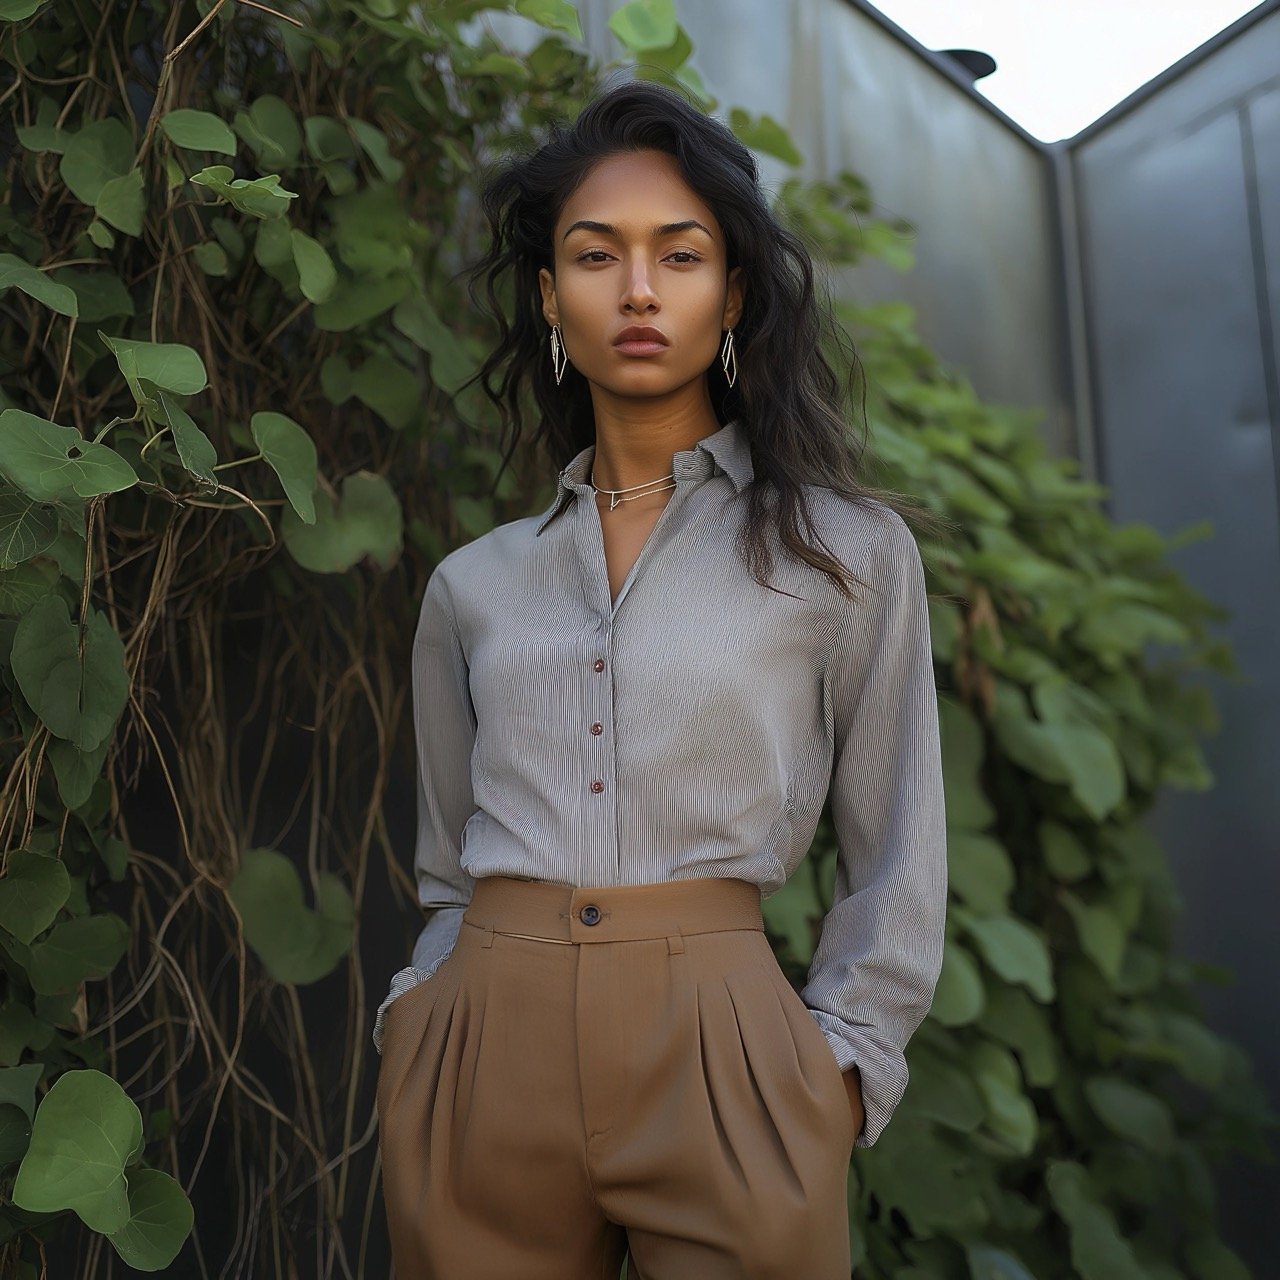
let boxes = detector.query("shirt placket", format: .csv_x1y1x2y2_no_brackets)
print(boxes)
568,463,707,882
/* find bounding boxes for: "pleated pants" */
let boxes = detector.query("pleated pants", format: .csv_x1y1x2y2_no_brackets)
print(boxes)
375,874,856,1279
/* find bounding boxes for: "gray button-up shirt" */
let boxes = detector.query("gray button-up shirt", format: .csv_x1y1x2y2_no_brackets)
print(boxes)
372,416,947,1148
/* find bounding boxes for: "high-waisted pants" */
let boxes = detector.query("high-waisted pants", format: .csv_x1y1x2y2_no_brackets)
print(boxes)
375,874,856,1278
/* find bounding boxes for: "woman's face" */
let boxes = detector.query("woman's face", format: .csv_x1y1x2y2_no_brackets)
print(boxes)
539,148,743,402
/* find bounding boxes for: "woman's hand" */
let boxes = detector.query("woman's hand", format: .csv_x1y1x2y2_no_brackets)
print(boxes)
841,1065,865,1140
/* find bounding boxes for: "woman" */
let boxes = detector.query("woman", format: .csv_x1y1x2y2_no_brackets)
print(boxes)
374,77,948,1279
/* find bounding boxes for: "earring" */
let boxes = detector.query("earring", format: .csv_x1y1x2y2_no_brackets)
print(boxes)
550,322,568,385
720,327,737,388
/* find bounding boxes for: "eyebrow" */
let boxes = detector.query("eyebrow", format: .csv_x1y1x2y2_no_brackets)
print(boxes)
561,218,715,243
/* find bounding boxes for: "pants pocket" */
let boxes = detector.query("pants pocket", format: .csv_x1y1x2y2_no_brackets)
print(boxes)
720,960,857,1149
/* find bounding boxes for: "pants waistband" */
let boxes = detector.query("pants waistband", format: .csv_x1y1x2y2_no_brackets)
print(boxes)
461,874,764,945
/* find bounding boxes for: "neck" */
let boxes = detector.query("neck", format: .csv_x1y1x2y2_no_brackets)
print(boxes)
586,405,721,494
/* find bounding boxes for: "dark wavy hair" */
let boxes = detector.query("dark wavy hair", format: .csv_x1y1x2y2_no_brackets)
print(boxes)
457,74,944,599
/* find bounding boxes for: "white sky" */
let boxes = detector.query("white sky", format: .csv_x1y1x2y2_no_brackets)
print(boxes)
866,0,1265,142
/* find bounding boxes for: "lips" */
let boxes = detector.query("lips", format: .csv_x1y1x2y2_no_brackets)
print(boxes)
613,326,668,346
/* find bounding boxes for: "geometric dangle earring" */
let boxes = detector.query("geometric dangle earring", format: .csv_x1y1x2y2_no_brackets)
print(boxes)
719,326,737,388
550,322,568,385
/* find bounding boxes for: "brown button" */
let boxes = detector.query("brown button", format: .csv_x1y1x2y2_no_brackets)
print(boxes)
590,780,605,793
593,658,605,672
590,723,603,735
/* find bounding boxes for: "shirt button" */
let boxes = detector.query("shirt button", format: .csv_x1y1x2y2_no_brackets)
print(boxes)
590,723,603,735
593,658,605,672
590,779,604,793
581,904,601,925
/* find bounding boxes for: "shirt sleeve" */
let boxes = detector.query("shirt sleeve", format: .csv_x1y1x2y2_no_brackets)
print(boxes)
800,510,948,1147
372,564,479,1055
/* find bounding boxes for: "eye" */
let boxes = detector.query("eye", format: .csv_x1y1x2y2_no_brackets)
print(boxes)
576,250,612,263
667,251,703,264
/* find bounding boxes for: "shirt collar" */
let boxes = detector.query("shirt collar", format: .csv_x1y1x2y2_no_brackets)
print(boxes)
535,417,754,536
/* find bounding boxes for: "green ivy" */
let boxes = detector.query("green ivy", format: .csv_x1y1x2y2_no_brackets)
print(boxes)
0,0,1272,1276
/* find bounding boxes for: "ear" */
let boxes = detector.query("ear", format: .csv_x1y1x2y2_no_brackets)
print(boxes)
538,266,558,327
723,265,744,330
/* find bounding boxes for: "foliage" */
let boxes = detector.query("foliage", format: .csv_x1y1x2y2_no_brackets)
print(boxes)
0,0,1272,1275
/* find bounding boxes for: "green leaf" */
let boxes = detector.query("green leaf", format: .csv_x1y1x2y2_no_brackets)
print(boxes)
87,220,116,249
303,115,355,162
899,1042,986,1134
106,1166,194,1270
929,939,985,1027
968,1040,1038,1153
0,849,71,945
1082,1075,1176,1152
14,98,66,153
0,489,60,570
59,118,133,205
350,350,418,427
250,411,317,522
26,912,130,993
938,698,994,830
392,291,476,393
192,241,229,276
465,52,531,81
1046,1160,1147,1280
0,1063,44,1122
607,0,678,51
1041,820,1091,882
49,268,133,322
976,982,1058,1087
95,168,145,236
0,0,47,17
289,229,337,303
47,735,111,814
312,274,408,331
347,118,404,182
232,95,302,168
0,254,79,317
514,0,582,38
156,392,218,489
948,831,1014,914
0,409,139,502
11,1070,143,1233
98,332,208,409
1059,889,1127,983
159,108,237,156
281,471,403,573
11,593,129,752
189,166,298,219
1045,722,1126,820
226,848,354,984
961,911,1055,1001
855,1117,976,1235
729,108,805,166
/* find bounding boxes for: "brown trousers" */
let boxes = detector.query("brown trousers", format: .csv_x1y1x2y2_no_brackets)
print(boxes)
376,874,855,1278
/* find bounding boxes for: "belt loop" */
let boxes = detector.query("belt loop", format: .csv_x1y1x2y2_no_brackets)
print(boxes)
478,923,495,949
666,930,685,956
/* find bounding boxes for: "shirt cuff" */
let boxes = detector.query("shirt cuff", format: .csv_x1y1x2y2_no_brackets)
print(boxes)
807,1006,909,1148
372,955,450,1056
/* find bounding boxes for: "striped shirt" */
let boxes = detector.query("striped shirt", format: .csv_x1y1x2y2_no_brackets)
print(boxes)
372,415,947,1148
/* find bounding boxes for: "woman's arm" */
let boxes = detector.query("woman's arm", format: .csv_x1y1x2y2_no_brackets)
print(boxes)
800,509,948,1147
372,564,478,1054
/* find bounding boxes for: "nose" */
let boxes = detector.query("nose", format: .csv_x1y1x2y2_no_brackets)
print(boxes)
620,259,660,313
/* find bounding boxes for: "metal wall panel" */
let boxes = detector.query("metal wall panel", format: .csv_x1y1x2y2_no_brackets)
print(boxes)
1070,11,1280,1255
